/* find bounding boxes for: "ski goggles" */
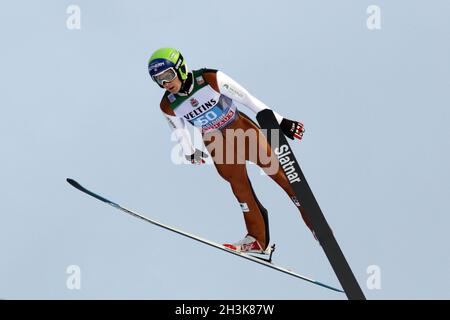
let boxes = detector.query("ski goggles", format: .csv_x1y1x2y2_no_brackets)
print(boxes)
152,68,177,86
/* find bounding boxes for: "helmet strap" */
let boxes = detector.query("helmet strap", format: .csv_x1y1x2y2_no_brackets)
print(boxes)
178,72,194,96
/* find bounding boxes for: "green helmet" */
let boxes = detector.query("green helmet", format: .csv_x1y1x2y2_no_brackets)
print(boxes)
148,48,188,87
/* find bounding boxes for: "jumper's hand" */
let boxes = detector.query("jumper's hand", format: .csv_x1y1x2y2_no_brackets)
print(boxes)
280,118,305,140
185,149,208,164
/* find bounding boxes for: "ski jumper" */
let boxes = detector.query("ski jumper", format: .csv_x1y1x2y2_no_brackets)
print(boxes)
159,69,313,249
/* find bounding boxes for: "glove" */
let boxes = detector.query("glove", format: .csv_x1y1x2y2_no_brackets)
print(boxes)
280,118,305,140
185,149,208,164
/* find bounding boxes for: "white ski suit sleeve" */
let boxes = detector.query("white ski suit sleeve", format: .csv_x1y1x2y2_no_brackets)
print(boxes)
215,71,284,124
162,113,195,156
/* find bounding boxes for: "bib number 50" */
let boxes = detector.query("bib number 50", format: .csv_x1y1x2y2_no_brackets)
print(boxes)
195,110,218,126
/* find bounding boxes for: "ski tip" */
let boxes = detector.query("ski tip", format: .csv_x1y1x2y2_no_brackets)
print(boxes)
66,178,81,189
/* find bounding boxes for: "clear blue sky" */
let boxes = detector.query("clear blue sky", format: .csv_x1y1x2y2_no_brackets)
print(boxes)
0,0,449,299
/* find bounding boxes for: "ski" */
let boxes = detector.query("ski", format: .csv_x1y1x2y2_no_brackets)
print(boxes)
66,178,344,293
256,109,365,300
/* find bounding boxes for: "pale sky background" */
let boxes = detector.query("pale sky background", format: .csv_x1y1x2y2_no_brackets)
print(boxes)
0,0,449,299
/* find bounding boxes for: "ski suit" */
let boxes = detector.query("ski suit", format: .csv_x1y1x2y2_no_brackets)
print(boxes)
159,69,313,249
